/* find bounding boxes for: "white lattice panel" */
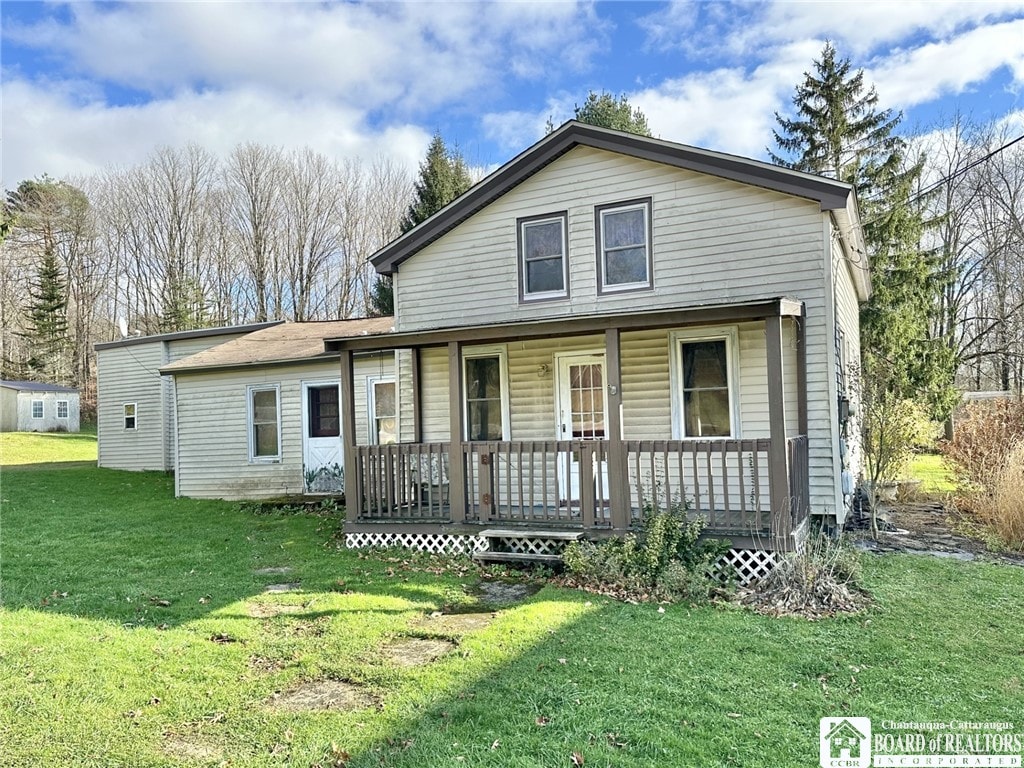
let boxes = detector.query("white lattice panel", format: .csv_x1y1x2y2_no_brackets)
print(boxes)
344,532,488,555
714,549,779,585
498,537,566,556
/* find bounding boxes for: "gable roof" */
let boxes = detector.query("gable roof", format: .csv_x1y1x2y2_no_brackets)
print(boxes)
94,321,283,351
160,317,395,374
371,120,856,276
825,720,867,740
0,380,78,393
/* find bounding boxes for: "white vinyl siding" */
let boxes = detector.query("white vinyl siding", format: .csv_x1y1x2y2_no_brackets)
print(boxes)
173,355,397,500
396,145,825,331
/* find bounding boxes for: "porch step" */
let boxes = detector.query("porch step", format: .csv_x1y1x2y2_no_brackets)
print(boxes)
474,528,585,565
472,551,563,565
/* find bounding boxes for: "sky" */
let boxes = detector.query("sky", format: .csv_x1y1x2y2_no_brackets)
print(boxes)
3,1,1024,189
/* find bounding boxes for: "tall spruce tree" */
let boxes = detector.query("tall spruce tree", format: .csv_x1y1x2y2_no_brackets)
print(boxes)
23,248,70,383
369,134,472,316
771,43,956,418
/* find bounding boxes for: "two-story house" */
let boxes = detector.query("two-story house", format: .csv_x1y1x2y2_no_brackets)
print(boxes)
326,121,868,566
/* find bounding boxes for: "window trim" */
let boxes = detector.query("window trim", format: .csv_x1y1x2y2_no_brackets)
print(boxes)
517,211,569,303
56,400,69,419
462,344,511,441
669,326,741,439
366,375,398,445
31,399,44,419
595,197,653,295
246,384,282,463
123,402,137,431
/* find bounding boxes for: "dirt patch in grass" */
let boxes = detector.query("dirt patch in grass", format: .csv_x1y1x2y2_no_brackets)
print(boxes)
269,680,379,712
475,580,541,607
247,601,308,618
248,654,286,673
414,611,495,635
381,637,456,667
162,733,224,762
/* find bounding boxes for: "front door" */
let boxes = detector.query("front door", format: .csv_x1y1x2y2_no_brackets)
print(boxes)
555,353,609,503
302,380,343,493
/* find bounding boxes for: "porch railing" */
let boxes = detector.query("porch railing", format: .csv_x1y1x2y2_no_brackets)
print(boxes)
351,436,809,540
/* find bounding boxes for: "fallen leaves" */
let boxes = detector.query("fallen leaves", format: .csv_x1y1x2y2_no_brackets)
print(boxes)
571,750,585,766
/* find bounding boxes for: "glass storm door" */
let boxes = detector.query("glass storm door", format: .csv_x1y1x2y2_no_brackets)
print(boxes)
556,354,609,503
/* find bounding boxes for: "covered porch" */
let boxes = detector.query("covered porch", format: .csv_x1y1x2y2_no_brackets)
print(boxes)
328,299,811,552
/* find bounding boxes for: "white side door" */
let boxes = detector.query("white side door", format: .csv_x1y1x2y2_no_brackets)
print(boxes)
555,353,609,503
302,380,343,493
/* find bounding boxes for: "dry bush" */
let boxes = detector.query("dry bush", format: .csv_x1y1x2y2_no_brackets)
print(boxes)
942,399,1024,491
966,442,1024,551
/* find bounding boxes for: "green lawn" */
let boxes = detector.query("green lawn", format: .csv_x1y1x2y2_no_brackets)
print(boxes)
1,455,1022,766
906,452,956,494
0,424,97,466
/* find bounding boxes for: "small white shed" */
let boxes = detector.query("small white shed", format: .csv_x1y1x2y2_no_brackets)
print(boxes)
0,380,81,433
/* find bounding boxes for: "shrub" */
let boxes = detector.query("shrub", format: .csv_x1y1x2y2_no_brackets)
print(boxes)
740,534,869,618
562,508,731,603
961,441,1024,551
942,399,1024,492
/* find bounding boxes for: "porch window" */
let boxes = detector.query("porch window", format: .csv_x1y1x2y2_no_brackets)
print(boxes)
123,403,137,430
31,400,44,419
368,378,397,445
247,385,281,461
308,385,340,438
464,347,510,440
596,199,652,293
519,212,568,301
56,400,69,419
670,328,739,439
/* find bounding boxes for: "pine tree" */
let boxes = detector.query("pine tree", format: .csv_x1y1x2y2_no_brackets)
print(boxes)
771,43,956,417
370,134,473,317
547,91,652,136
23,248,70,383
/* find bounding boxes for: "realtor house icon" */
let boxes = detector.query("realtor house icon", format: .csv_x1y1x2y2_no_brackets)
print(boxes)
820,717,872,768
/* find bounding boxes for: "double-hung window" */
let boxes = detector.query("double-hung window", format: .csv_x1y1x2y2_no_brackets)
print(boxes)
123,403,137,430
56,400,69,419
31,400,44,419
596,198,652,293
519,212,568,301
368,378,397,445
463,346,509,440
670,328,738,438
248,385,281,461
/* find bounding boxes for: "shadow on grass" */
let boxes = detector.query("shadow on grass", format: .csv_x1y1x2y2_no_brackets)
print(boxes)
0,464,464,629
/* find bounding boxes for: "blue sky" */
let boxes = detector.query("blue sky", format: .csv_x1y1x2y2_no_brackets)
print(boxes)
3,1,1023,187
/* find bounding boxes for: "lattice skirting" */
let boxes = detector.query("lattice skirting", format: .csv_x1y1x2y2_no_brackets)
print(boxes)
713,549,779,586
493,536,568,556
344,531,488,555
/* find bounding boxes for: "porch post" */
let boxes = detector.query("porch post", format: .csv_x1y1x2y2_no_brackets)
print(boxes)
339,347,359,524
765,316,792,548
605,328,631,530
796,312,808,437
410,347,423,443
447,341,466,523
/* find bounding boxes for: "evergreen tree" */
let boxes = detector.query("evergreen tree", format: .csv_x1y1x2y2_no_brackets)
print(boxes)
370,134,473,316
573,91,651,136
23,248,70,383
771,43,956,417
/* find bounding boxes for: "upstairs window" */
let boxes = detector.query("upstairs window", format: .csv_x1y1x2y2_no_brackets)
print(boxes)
597,199,652,293
519,212,568,301
56,400,69,419
123,403,137,430
248,385,281,461
31,400,44,419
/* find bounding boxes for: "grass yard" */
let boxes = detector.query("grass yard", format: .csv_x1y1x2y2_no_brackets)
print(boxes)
0,424,97,466
1,450,1022,766
906,452,956,494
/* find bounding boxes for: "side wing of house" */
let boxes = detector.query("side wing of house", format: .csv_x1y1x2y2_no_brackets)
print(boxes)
0,388,17,431
173,354,397,500
96,343,168,470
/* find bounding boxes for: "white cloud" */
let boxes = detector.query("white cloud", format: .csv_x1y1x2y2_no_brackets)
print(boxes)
0,79,431,187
